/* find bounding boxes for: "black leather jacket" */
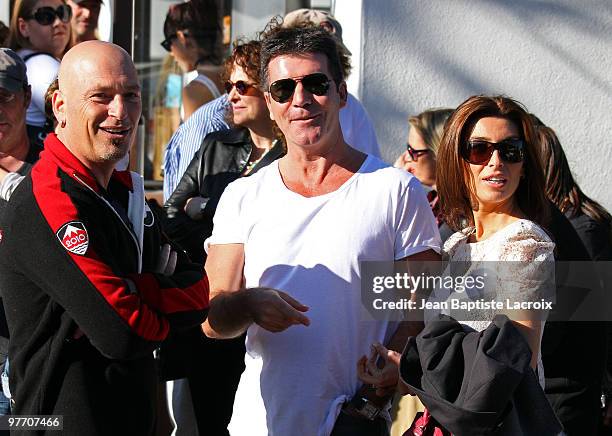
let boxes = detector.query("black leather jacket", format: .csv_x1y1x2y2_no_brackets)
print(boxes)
162,127,285,263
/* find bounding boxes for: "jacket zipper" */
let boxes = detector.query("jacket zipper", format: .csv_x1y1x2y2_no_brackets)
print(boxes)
72,173,142,272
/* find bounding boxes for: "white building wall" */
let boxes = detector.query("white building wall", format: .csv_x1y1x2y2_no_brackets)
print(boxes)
335,0,612,210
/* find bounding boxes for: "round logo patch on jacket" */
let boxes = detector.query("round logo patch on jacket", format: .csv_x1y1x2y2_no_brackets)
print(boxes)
57,221,89,255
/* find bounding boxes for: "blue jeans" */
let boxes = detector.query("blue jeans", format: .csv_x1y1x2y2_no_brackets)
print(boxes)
0,358,11,415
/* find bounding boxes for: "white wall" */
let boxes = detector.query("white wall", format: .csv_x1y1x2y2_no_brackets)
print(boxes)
336,0,612,211
231,0,284,41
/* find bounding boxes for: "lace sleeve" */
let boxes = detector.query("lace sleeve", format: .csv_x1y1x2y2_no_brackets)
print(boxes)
494,222,555,303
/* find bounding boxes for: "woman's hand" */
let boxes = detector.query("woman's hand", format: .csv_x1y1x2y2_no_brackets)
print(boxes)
184,196,208,220
357,343,402,397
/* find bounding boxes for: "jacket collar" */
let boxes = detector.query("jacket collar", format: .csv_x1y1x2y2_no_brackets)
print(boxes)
220,127,252,145
41,133,133,194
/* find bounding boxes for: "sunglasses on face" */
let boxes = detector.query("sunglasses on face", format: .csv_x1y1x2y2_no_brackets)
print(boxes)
461,138,525,165
406,144,431,162
27,4,72,26
268,73,331,103
160,34,177,52
224,80,258,96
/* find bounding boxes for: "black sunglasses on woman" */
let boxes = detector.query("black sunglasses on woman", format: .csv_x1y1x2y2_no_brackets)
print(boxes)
27,5,72,26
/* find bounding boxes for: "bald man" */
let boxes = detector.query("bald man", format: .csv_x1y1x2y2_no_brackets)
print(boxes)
0,41,209,436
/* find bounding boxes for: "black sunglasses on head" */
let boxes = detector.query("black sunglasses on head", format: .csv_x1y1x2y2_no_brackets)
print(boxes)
27,4,72,26
268,73,331,103
224,80,258,96
160,34,177,52
461,138,525,165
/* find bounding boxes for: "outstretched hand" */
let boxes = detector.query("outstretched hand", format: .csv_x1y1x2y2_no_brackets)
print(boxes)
357,343,402,397
247,288,310,333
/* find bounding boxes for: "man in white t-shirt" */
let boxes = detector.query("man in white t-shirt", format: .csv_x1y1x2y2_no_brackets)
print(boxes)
203,25,441,436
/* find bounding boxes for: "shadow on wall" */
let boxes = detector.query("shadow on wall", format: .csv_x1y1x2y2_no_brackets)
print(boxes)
361,0,611,162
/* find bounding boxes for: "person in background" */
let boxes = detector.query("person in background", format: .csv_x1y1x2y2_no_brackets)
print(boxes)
536,121,612,435
162,94,229,201
162,0,224,121
0,48,41,427
0,21,8,46
163,38,284,436
394,108,454,242
7,0,72,149
282,9,381,157
66,0,103,45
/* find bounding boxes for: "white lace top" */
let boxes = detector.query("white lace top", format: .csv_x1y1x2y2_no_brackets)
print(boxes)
428,219,555,387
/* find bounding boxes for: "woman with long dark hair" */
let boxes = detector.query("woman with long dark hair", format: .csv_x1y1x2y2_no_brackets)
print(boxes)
361,96,561,434
161,0,224,120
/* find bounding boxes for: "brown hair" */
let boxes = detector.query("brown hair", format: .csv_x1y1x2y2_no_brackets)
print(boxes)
8,0,71,54
221,39,284,144
536,122,611,228
436,95,549,231
408,108,454,155
258,19,349,89
221,39,262,87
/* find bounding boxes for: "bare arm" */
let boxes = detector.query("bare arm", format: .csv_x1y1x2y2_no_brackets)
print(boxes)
202,244,310,339
182,82,214,121
358,249,441,394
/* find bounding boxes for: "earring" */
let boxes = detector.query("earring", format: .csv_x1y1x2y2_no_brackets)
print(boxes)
60,120,66,128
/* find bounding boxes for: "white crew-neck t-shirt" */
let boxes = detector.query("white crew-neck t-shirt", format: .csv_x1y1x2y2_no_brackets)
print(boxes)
207,155,441,436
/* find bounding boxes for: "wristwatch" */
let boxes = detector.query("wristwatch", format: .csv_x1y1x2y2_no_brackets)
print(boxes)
198,197,209,217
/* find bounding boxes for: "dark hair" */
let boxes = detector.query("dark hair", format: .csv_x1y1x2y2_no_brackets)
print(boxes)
221,39,261,86
44,78,59,132
0,21,9,47
536,122,612,227
436,95,550,231
163,0,222,65
259,21,346,89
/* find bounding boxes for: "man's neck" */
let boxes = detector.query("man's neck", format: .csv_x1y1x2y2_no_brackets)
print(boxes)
0,135,30,172
279,131,365,197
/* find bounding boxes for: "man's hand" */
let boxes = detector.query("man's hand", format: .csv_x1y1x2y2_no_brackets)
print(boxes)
155,244,177,276
247,288,310,332
357,343,401,397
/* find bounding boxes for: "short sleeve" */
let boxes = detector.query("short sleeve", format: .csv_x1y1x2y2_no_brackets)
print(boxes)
394,176,442,259
495,222,556,302
204,178,248,252
25,54,60,118
340,94,381,158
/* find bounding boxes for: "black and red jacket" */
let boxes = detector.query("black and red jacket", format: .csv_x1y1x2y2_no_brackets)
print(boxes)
0,134,209,435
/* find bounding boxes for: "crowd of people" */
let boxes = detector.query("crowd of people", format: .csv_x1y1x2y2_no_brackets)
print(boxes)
0,1,611,436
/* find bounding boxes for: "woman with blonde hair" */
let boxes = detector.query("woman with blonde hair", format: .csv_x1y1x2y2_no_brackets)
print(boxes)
8,0,71,147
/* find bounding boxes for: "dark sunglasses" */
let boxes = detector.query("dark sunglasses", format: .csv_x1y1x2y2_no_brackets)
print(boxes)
461,138,525,165
406,144,431,162
268,73,331,103
27,4,72,26
160,34,177,52
224,80,258,96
